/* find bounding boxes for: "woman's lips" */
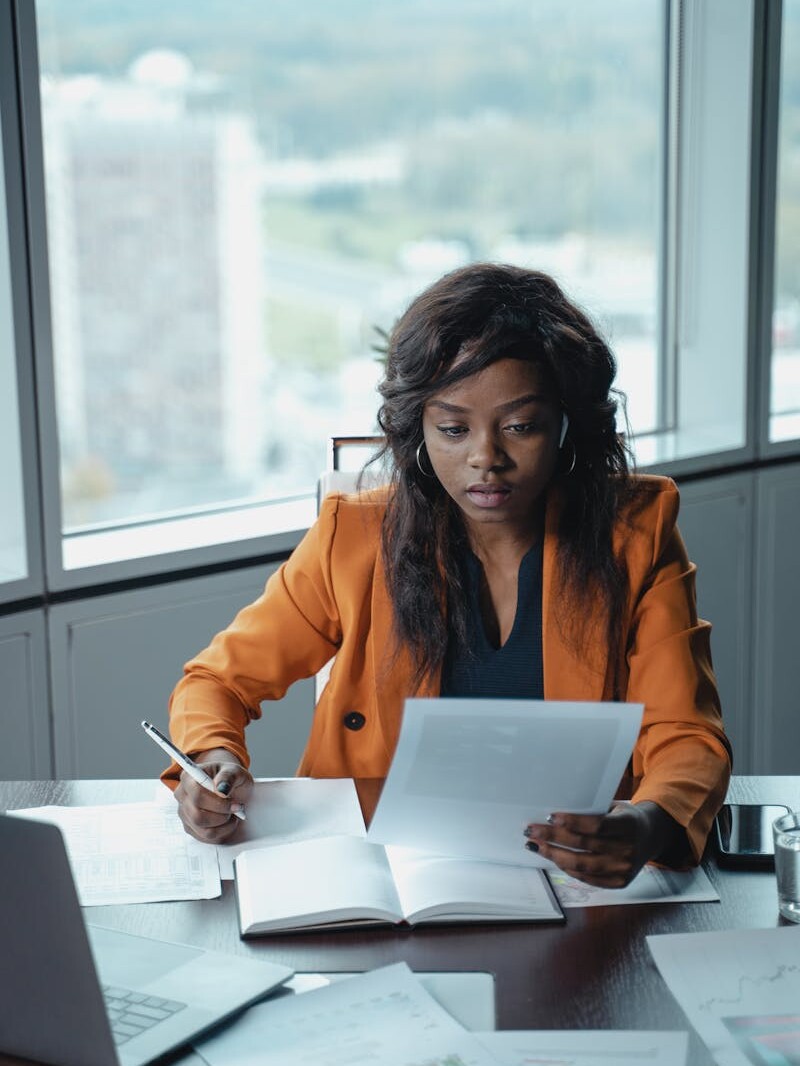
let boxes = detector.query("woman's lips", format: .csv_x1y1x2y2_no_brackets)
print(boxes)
466,485,512,508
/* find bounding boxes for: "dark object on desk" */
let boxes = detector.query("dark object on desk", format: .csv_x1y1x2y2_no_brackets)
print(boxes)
0,813,293,1066
714,803,791,868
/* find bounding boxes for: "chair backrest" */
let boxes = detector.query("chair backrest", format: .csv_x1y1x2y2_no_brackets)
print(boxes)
316,435,387,510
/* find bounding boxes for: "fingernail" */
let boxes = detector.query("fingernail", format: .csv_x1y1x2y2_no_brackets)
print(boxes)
523,826,535,839
216,781,231,796
546,813,555,825
525,841,540,853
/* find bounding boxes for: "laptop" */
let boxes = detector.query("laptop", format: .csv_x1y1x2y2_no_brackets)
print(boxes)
0,812,294,1066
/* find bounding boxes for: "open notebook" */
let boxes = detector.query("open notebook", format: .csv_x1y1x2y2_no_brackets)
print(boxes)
234,834,564,935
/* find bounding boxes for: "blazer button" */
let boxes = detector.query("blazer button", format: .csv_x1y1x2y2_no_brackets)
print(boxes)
343,711,366,731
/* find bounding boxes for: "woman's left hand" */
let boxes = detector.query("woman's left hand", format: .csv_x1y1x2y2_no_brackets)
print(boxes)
524,801,683,888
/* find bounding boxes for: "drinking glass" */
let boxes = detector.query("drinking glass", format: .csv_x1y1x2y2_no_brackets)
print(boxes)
773,810,800,923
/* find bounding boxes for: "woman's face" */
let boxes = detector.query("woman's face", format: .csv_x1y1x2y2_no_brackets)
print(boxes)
422,358,562,541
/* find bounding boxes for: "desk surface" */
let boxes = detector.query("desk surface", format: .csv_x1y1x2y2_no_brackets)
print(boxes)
1,776,797,1066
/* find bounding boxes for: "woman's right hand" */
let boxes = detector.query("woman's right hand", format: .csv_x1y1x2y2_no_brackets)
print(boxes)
173,748,254,843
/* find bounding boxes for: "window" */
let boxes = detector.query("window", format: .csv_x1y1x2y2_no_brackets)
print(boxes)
772,0,800,443
0,94,30,589
36,0,666,541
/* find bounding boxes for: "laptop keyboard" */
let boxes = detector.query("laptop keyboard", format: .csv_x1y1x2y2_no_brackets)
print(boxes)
102,984,187,1045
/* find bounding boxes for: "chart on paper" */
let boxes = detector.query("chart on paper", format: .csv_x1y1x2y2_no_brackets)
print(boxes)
648,926,800,1066
195,962,501,1066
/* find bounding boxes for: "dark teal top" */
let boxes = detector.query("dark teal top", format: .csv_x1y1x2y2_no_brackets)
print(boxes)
440,538,544,699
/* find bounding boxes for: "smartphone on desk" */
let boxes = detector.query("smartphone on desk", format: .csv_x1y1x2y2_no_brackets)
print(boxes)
714,803,792,868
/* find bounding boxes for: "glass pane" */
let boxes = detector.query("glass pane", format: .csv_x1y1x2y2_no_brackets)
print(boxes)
0,105,29,585
37,0,664,530
773,0,800,442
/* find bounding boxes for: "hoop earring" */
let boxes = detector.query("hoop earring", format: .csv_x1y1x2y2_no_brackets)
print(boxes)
415,441,435,478
562,439,576,476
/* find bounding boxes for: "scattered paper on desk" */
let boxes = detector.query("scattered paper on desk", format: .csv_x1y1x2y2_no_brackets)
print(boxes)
368,698,642,865
647,925,800,1066
194,961,502,1066
475,1030,688,1065
549,862,719,908
9,803,220,905
171,777,366,879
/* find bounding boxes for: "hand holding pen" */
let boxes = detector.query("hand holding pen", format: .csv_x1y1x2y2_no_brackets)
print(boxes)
142,721,252,844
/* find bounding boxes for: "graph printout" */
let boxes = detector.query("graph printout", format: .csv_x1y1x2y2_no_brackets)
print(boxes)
8,803,220,904
549,862,719,908
195,962,502,1066
647,925,800,1066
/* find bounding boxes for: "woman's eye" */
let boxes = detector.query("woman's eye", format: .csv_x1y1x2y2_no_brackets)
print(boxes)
505,422,537,435
437,425,467,438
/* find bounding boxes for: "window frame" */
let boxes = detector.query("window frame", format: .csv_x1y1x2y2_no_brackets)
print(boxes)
3,0,791,595
0,0,45,606
759,0,800,458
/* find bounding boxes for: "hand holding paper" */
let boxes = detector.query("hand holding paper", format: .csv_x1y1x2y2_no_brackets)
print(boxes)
524,799,684,888
368,698,643,866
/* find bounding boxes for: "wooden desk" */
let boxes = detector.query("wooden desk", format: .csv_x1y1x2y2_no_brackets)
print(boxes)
1,776,797,1066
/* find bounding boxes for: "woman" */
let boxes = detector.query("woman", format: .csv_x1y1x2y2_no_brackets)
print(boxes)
165,263,731,888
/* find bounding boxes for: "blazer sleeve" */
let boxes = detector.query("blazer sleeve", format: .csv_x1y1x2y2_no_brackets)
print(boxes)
161,495,346,788
622,480,732,865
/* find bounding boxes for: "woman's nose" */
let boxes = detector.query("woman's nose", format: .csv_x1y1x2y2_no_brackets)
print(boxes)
468,432,509,469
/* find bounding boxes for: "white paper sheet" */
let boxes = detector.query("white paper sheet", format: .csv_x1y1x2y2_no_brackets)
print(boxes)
194,962,502,1066
647,925,800,1066
8,802,221,905
475,1030,688,1065
368,698,643,865
163,777,366,879
549,862,719,908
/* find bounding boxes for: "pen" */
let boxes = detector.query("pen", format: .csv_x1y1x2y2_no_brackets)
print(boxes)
141,720,246,820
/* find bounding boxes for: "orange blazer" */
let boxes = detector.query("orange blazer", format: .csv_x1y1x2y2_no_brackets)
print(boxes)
166,475,731,863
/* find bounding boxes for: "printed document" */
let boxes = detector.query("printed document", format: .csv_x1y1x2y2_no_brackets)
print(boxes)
8,802,220,905
368,698,643,865
157,776,367,878
194,961,502,1066
549,862,719,907
648,925,800,1066
475,1030,689,1065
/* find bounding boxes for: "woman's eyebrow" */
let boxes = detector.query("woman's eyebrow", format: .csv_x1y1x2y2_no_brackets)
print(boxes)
427,393,551,415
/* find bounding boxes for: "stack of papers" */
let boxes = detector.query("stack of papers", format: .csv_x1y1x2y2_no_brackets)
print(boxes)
196,962,497,1066
194,962,689,1066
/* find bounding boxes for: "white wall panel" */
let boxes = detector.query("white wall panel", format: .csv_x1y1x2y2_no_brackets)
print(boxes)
675,472,754,771
752,464,800,773
0,609,50,779
48,564,315,779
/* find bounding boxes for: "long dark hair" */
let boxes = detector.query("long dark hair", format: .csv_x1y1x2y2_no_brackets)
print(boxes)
373,262,640,689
